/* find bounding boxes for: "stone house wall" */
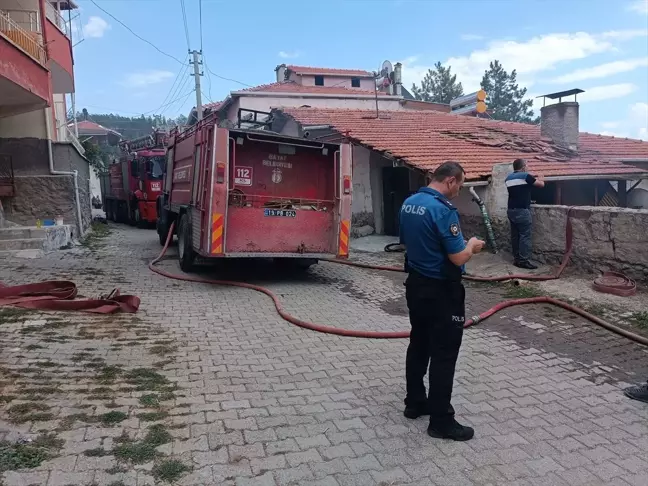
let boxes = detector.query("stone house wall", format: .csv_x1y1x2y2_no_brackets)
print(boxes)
0,137,91,238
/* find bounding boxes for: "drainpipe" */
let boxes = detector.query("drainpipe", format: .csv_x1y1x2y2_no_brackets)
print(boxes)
469,186,498,253
44,107,84,237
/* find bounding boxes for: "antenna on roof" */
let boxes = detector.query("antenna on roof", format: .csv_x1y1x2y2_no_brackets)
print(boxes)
370,61,394,119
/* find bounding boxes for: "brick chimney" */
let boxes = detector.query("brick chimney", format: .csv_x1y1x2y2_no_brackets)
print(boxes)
393,62,403,96
539,89,583,151
275,64,287,83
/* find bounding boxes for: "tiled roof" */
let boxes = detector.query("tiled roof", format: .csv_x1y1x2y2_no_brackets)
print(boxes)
72,120,121,137
234,81,389,97
278,107,648,180
286,65,374,77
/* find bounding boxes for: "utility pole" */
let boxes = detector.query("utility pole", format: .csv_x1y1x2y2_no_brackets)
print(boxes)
190,50,203,122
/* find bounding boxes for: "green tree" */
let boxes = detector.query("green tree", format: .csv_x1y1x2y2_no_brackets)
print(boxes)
82,140,104,174
480,60,538,124
411,62,464,104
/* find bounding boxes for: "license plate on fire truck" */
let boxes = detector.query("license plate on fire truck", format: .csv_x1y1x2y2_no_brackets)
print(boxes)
264,209,296,218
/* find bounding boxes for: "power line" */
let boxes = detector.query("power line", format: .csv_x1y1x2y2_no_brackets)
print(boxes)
146,88,196,116
205,65,253,88
179,0,191,51
199,0,204,52
89,0,185,65
202,53,214,101
157,58,191,112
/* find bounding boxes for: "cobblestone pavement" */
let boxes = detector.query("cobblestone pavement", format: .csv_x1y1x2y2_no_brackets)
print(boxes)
1,224,647,486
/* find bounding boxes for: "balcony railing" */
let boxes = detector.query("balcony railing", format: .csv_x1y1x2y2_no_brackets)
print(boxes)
45,2,71,38
0,10,46,65
65,125,86,156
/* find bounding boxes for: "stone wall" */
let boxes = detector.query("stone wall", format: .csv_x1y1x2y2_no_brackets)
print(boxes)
530,205,648,281
52,142,92,235
5,175,80,238
0,138,91,237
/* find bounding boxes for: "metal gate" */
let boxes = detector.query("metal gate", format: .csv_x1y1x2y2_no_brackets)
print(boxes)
0,154,15,197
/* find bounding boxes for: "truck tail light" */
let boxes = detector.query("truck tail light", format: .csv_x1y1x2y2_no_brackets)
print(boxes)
216,161,226,184
343,175,351,195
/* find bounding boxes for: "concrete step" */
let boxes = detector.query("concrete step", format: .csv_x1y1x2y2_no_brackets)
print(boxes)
0,227,48,240
0,238,46,251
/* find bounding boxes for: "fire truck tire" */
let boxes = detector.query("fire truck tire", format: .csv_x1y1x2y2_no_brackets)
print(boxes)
178,214,195,272
157,220,170,246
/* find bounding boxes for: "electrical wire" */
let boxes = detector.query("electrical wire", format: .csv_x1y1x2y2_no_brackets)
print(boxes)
204,65,253,88
180,0,191,51
89,0,185,65
156,59,191,114
202,53,214,101
199,0,204,53
149,89,196,117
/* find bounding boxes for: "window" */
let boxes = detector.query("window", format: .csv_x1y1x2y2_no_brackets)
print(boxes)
351,78,360,88
130,158,139,177
314,75,324,86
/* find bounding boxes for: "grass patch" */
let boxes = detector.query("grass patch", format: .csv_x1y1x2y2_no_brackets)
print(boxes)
21,387,57,397
0,307,33,325
71,352,93,363
112,424,172,465
97,365,123,383
137,411,168,422
7,403,51,424
100,411,127,426
35,361,58,368
629,311,648,330
124,368,170,391
503,283,545,299
0,395,16,404
106,465,128,474
81,222,111,250
0,434,63,473
84,447,108,457
24,344,43,351
148,344,177,357
107,481,127,486
139,394,161,407
152,459,190,483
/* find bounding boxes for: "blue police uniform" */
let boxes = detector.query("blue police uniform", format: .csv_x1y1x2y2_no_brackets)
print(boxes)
399,187,467,430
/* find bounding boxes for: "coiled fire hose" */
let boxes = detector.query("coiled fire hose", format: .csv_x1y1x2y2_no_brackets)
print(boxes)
150,220,648,346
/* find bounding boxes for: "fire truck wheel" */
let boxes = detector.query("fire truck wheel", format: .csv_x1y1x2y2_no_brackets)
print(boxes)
157,220,169,246
178,214,195,272
134,208,144,228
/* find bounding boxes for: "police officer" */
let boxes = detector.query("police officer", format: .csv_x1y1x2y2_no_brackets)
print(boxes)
399,161,485,441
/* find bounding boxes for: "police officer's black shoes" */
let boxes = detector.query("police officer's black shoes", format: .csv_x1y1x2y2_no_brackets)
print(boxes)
403,404,430,419
427,419,474,441
624,382,648,403
514,260,538,270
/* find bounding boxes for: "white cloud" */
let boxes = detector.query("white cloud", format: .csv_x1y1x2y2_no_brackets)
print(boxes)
579,83,638,102
82,16,110,39
591,102,648,140
401,29,648,92
460,34,484,41
279,51,300,59
120,70,175,88
630,102,648,140
626,0,648,14
550,57,648,84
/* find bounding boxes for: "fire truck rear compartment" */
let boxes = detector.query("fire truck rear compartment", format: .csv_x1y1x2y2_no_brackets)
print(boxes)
223,136,338,255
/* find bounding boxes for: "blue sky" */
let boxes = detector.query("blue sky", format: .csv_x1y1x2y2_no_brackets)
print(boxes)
72,0,648,139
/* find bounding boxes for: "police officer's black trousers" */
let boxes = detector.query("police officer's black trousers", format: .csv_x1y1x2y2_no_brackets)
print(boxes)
404,271,465,426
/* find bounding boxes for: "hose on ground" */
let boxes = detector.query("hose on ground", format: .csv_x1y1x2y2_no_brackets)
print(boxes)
150,221,648,346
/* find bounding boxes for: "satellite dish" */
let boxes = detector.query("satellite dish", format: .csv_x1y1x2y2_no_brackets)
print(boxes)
380,60,393,79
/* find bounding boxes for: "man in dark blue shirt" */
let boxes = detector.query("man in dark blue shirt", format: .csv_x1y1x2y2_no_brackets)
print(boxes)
505,158,545,269
399,161,485,441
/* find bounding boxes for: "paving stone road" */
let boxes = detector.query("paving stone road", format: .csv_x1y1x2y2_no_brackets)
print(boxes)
1,223,647,486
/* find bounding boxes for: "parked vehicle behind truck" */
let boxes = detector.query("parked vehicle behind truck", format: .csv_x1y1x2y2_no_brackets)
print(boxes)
156,115,352,271
100,130,168,227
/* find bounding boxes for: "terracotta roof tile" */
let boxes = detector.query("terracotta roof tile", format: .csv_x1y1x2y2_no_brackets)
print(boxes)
286,65,374,77
278,107,648,180
73,120,121,137
235,81,388,96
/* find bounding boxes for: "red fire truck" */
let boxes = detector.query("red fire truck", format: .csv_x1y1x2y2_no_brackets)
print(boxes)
101,130,168,227
156,116,352,271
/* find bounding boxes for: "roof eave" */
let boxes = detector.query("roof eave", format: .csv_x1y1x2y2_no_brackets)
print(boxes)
543,172,648,181
232,91,401,100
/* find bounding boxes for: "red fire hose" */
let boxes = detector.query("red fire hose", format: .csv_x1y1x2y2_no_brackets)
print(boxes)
150,221,648,346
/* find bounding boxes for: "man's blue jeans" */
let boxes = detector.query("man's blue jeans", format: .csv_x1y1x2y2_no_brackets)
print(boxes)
507,208,533,264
